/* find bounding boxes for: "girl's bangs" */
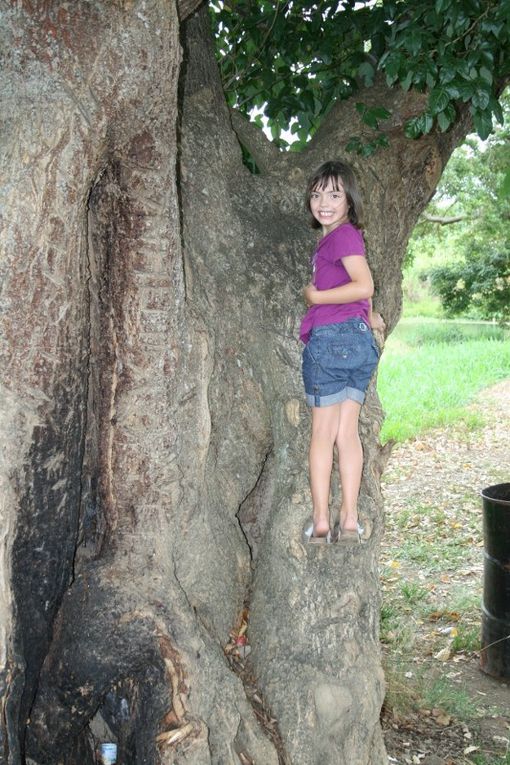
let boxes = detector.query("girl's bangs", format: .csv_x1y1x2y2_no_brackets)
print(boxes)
310,172,343,192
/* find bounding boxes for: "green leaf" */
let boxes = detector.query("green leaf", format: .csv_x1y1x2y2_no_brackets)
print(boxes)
361,142,377,157
346,136,364,154
437,109,452,132
372,106,392,120
417,112,434,134
472,87,491,111
401,70,414,91
457,80,476,101
358,61,375,86
472,109,493,140
439,65,457,85
404,116,422,139
426,71,436,89
384,52,403,85
479,66,493,84
435,0,450,12
356,105,391,129
429,86,451,115
406,29,423,57
362,110,380,129
490,97,504,125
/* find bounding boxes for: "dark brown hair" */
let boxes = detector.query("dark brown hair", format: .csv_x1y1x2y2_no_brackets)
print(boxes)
305,160,364,229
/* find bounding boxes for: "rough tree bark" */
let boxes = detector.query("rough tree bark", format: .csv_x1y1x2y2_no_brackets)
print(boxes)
0,2,472,765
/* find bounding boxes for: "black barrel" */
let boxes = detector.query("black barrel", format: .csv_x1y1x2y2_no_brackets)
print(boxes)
480,483,510,678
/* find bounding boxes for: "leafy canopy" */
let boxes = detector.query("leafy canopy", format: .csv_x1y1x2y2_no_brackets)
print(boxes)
210,0,510,152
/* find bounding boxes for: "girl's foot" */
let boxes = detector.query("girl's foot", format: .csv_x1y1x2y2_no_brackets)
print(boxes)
337,509,361,542
312,517,330,538
339,509,358,534
304,517,331,543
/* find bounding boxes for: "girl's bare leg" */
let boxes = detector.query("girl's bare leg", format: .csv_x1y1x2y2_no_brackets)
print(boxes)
335,399,363,532
309,403,341,536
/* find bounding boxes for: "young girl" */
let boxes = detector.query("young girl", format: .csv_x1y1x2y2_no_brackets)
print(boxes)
300,160,383,543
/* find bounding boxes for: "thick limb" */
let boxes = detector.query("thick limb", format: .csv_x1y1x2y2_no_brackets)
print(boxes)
335,399,363,531
309,403,342,534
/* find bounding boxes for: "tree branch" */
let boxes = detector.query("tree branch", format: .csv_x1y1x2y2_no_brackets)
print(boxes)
229,108,283,174
177,0,204,21
419,213,466,225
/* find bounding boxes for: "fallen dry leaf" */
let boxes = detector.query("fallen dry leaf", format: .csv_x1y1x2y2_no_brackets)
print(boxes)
428,610,460,622
431,708,451,727
434,645,452,662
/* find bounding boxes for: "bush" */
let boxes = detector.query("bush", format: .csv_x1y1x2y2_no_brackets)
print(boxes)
430,246,510,322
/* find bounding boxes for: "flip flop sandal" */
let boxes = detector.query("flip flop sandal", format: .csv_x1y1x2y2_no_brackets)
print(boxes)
303,523,331,544
333,522,363,544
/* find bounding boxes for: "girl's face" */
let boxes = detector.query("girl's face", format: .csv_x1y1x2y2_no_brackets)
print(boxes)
309,178,349,234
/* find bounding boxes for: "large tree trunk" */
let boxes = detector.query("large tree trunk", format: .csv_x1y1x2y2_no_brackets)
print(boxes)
0,3,471,765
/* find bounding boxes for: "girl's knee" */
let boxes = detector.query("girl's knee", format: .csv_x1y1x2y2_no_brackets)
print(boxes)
311,404,341,439
312,420,340,445
336,420,361,449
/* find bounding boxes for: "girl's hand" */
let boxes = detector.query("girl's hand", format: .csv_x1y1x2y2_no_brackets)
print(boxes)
304,283,320,306
370,311,385,331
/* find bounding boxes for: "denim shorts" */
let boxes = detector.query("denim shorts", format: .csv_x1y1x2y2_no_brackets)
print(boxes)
302,319,380,407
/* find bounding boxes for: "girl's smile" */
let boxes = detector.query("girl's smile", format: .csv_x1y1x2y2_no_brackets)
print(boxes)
310,180,349,235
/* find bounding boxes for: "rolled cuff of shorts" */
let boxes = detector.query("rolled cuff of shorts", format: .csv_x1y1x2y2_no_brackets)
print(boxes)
305,386,365,408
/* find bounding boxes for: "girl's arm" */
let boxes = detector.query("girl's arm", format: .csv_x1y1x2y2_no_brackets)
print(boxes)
303,255,373,306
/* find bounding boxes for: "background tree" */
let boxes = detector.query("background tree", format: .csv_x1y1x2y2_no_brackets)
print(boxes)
405,88,510,320
0,2,509,765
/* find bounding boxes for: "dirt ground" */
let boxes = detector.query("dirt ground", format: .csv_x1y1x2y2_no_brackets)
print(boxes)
380,380,510,765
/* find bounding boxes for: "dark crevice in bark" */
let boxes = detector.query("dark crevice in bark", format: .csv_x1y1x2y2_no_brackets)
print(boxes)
74,166,114,571
234,138,261,175
69,183,96,589
225,603,291,765
236,447,276,563
176,21,190,304
225,451,292,764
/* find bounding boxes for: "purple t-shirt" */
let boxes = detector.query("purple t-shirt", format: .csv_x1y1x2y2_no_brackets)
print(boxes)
299,222,370,343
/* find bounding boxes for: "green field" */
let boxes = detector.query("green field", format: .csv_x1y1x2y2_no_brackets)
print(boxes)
377,318,510,443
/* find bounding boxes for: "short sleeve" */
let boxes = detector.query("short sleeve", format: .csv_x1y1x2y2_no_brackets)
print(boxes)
320,224,365,264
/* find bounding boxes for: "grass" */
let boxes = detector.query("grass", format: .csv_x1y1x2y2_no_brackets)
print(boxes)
377,319,510,443
422,676,479,718
472,754,510,765
451,625,481,653
400,581,429,605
